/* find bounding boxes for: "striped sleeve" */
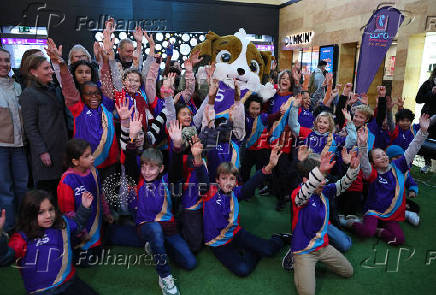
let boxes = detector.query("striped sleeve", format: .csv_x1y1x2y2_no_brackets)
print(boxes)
334,166,360,196
295,167,325,207
146,110,167,145
120,125,130,151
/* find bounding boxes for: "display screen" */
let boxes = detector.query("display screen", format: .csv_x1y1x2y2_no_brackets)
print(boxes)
1,38,48,69
320,46,334,73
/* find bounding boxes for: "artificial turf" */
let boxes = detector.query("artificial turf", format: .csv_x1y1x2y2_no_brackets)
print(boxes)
2,167,436,294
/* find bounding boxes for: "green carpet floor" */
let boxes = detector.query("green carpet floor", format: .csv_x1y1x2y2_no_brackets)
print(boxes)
2,167,436,294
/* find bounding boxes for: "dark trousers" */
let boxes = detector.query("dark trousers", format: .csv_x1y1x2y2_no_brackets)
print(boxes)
60,276,98,295
240,149,270,183
180,209,203,253
272,151,299,201
37,179,59,200
337,191,364,215
210,228,283,277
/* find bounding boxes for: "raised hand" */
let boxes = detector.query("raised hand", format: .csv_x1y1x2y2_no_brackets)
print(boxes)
208,79,219,102
293,93,302,108
40,152,52,167
189,50,203,66
342,108,351,122
233,78,241,102
341,147,352,165
319,151,335,175
396,97,404,109
349,150,360,168
133,26,143,43
357,126,368,146
45,38,63,64
104,18,115,35
0,209,5,234
115,96,134,121
81,191,94,209
377,85,386,97
190,135,203,160
265,144,283,173
205,62,216,81
419,113,430,133
343,83,353,97
360,93,369,105
93,41,103,63
297,145,310,162
168,120,183,149
347,93,359,105
144,30,155,47
129,112,143,139
163,72,176,90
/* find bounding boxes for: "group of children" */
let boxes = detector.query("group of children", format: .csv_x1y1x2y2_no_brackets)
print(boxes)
0,22,434,295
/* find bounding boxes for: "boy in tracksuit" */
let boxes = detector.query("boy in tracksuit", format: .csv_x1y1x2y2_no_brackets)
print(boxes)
290,150,360,295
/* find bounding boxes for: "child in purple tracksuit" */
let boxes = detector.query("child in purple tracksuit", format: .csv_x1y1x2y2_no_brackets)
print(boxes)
0,190,97,294
203,145,290,277
289,150,360,295
124,118,195,295
342,114,430,245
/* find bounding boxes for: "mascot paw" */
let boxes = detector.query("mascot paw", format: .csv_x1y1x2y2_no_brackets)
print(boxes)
258,82,276,102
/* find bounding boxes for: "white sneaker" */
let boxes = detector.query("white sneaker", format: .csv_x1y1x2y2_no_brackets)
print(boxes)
159,275,180,295
338,215,358,228
405,211,420,226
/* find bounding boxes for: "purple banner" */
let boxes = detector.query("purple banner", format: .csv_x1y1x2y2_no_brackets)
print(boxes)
1,38,47,45
355,7,404,94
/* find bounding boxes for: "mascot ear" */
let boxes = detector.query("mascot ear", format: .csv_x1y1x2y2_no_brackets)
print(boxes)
192,31,220,57
260,51,273,75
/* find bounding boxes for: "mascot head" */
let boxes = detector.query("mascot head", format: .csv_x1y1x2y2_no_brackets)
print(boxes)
193,28,275,100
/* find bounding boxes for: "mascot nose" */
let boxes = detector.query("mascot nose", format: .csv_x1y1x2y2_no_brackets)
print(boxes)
237,68,245,75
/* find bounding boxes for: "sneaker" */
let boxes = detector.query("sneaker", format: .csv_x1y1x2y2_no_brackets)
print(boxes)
405,210,420,226
338,215,356,229
258,185,269,196
272,233,293,244
281,247,294,272
420,165,431,174
159,275,180,295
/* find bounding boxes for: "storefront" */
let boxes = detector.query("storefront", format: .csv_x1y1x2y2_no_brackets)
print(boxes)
279,0,436,109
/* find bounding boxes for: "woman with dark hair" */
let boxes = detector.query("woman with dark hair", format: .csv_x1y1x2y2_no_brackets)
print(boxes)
416,67,436,173
19,55,68,197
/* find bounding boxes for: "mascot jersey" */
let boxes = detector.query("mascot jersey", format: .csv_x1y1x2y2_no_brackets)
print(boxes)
68,96,119,169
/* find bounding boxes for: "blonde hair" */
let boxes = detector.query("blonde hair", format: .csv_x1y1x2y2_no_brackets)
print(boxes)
314,111,335,133
354,105,374,121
